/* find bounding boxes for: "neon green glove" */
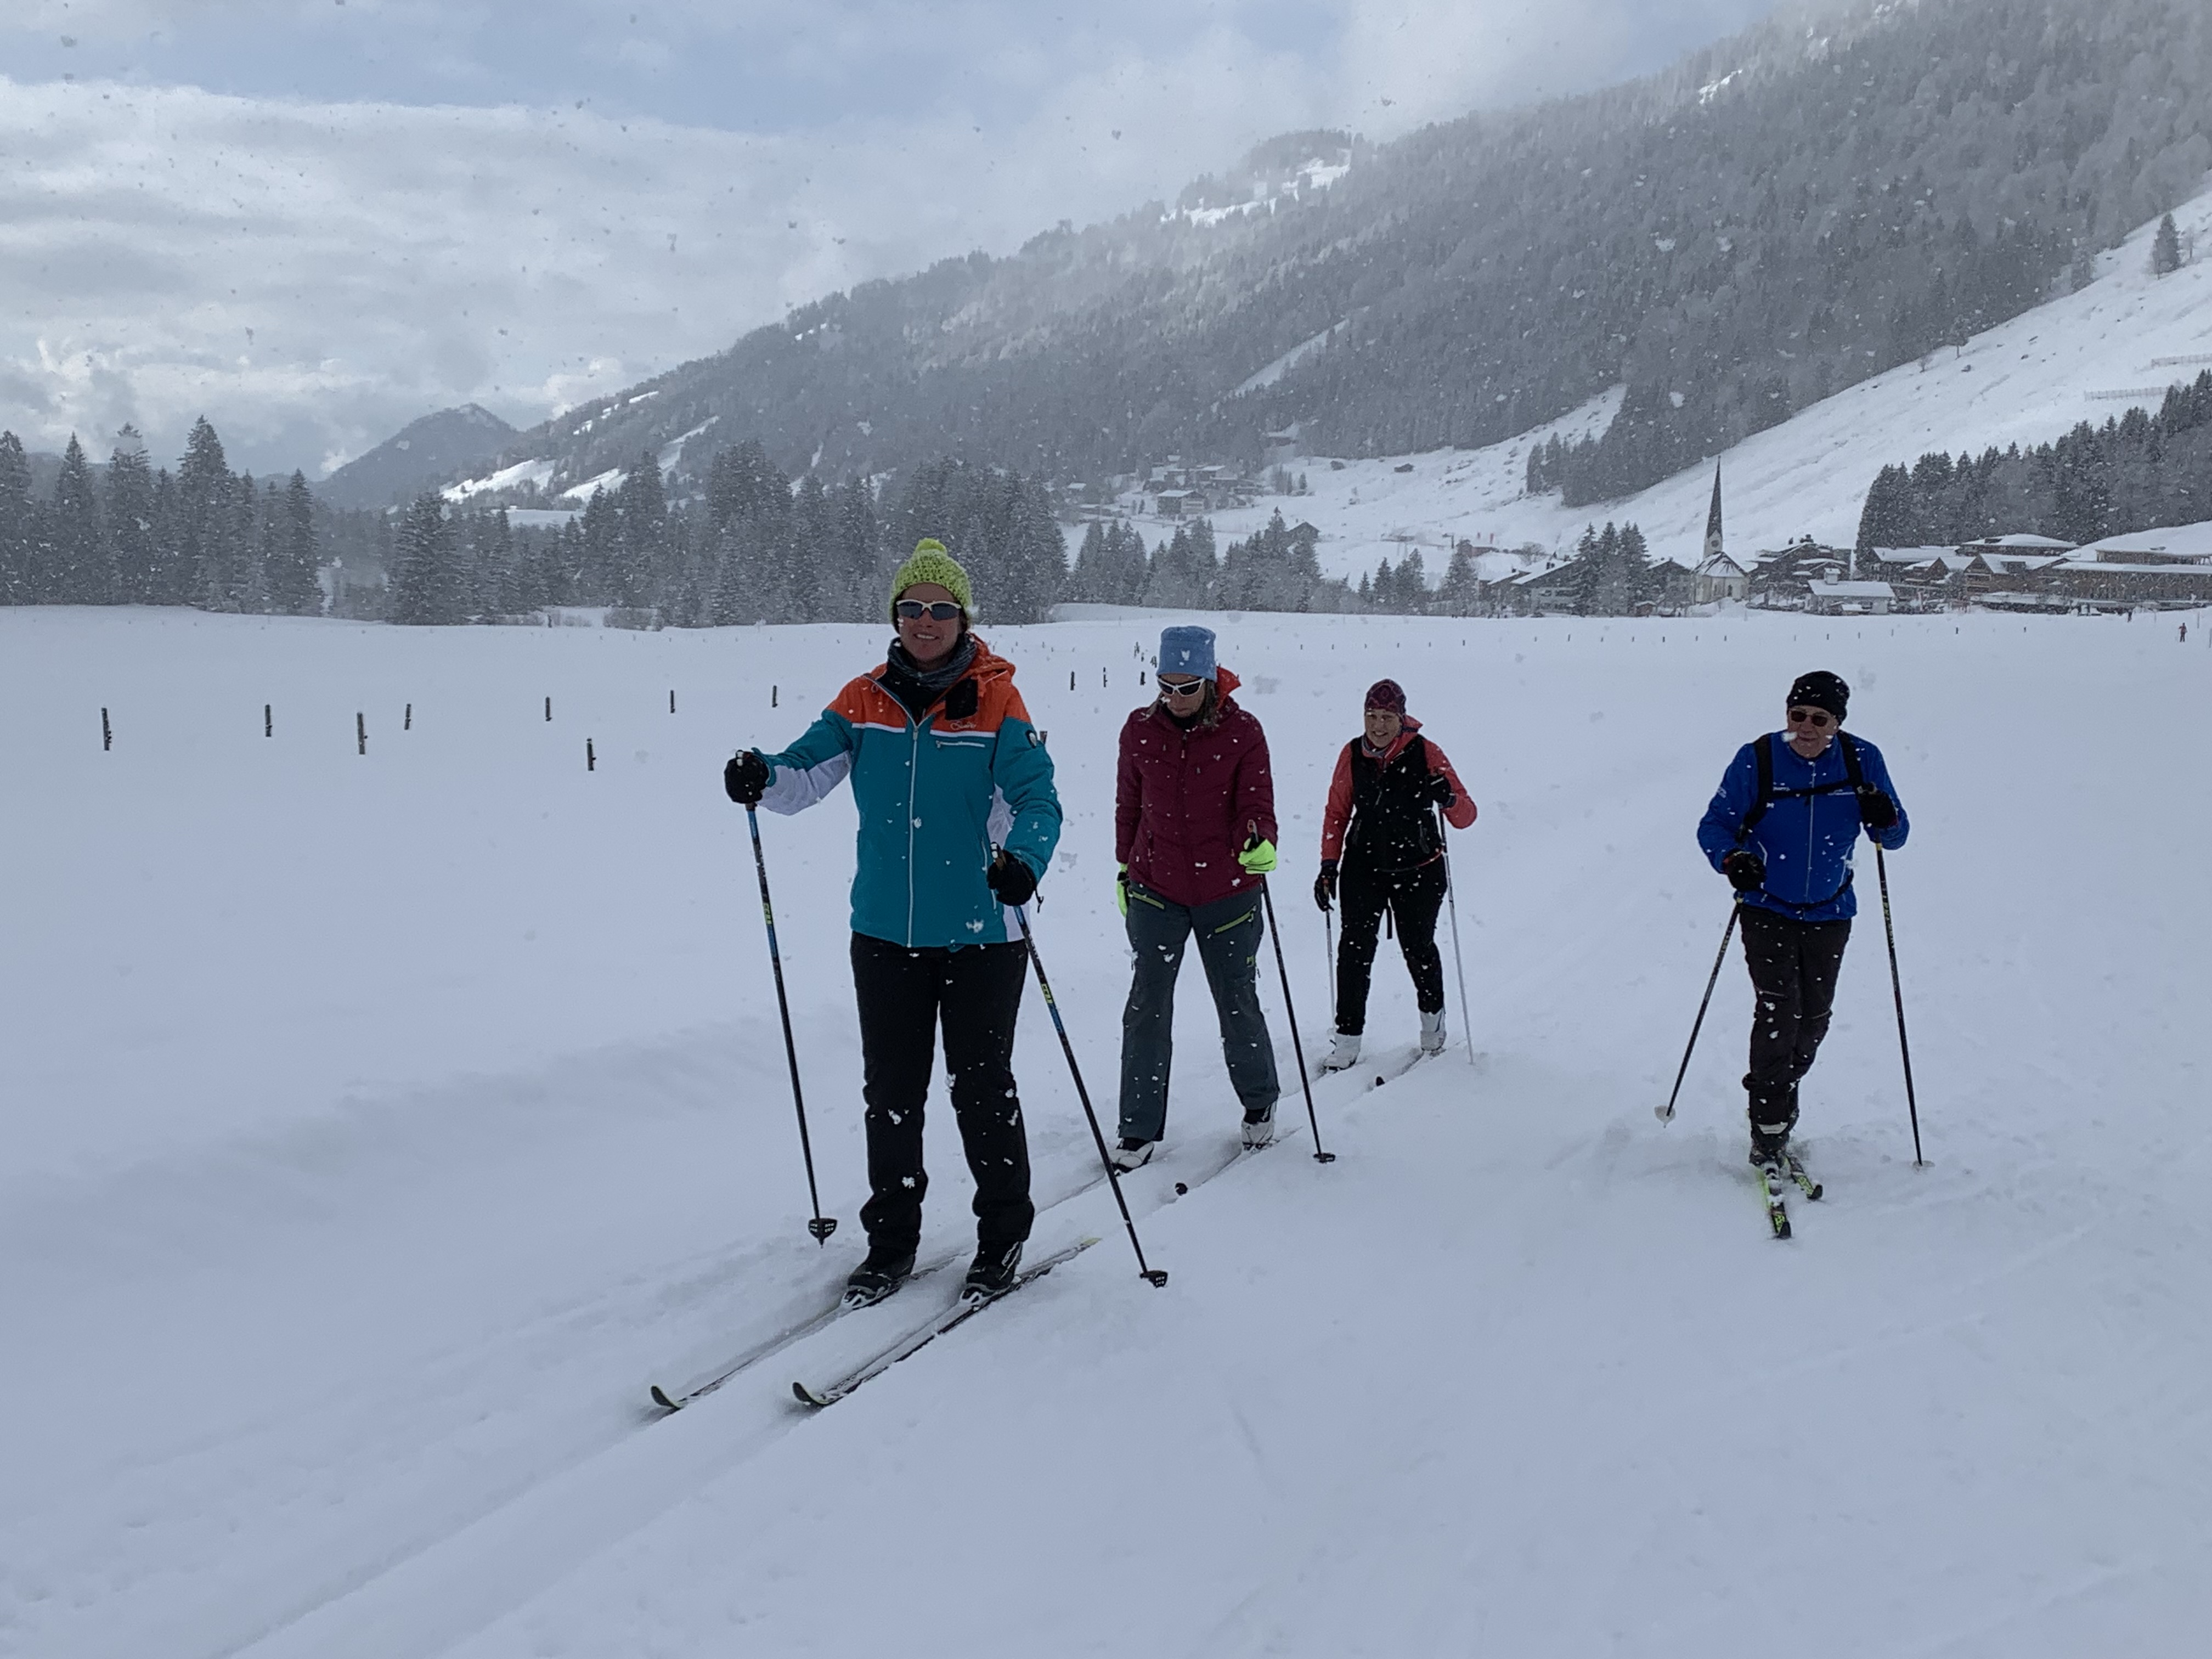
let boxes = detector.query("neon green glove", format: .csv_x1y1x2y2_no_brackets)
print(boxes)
1237,839,1278,875
1116,864,1129,917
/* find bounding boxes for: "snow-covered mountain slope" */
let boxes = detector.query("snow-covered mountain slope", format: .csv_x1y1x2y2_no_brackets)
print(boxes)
1183,182,2212,578
4,605,2207,1656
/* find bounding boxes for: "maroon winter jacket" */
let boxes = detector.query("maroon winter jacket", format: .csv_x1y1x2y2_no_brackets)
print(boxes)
1115,668,1278,910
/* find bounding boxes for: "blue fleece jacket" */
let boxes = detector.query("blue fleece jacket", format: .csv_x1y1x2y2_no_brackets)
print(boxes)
1697,732,1909,922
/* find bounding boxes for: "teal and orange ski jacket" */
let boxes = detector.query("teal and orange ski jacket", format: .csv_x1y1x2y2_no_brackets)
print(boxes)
756,637,1061,947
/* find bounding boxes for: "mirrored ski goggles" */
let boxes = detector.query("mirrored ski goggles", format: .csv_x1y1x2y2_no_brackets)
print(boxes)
895,600,963,621
1786,707,1836,729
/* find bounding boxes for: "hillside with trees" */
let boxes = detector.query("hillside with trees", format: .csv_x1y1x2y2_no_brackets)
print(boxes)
1855,370,2212,548
427,0,2211,513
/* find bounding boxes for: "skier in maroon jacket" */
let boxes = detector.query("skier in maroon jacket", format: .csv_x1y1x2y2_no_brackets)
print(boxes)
1109,625,1281,1171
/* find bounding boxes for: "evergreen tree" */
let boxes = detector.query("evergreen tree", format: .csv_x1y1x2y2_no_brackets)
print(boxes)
2152,212,2182,276
832,477,883,621
998,478,1069,623
577,486,621,607
51,435,105,603
229,473,267,613
0,431,32,604
267,472,323,615
789,472,834,622
1072,521,1110,602
473,506,522,618
617,449,669,611
2069,243,2097,292
1440,544,1481,615
105,429,157,603
177,416,231,610
392,492,466,624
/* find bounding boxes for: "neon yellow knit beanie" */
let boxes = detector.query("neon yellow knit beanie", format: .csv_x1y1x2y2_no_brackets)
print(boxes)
888,539,974,620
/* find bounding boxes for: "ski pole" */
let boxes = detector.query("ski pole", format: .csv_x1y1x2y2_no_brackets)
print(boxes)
1258,876,1335,1164
745,804,836,1243
1875,845,1926,1166
1323,905,1337,1024
1010,904,1169,1286
1656,899,1740,1124
1250,822,1331,1160
1437,812,1476,1067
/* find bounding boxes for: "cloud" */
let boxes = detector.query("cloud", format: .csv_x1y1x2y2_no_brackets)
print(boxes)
0,47,1323,474
0,3,1778,475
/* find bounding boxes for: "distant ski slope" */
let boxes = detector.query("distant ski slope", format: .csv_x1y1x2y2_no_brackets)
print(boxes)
1182,182,2212,577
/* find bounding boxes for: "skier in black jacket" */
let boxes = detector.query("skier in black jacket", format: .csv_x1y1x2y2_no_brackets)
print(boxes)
1312,680,1477,1070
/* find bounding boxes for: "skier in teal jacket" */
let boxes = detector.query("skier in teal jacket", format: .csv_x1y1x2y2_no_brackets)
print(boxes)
724,542,1061,1305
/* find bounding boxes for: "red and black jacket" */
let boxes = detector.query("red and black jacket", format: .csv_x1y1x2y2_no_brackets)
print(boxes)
1319,718,1476,875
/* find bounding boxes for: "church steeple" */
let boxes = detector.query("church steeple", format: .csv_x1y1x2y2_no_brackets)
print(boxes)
1702,462,1724,562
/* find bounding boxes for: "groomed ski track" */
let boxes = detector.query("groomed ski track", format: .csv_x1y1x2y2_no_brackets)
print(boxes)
4,607,2207,1657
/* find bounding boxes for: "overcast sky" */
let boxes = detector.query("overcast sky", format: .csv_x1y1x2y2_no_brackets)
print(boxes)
1,1,1781,476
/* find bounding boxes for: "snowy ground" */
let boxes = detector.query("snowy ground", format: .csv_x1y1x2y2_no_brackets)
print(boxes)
5,605,2209,1657
1136,181,2212,578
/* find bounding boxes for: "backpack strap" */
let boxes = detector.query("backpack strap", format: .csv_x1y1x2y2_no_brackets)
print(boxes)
1739,732,1863,846
1838,730,1866,789
1737,734,1776,845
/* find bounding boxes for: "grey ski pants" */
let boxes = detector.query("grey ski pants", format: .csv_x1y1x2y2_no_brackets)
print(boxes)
1117,881,1280,1143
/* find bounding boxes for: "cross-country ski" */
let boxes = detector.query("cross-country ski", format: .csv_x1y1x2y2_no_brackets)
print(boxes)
791,1237,1099,1409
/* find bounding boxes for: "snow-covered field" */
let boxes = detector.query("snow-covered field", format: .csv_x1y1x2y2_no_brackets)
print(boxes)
5,605,2208,1657
1161,182,2212,578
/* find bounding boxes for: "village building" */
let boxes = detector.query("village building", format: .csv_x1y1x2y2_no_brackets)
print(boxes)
1805,578,1895,615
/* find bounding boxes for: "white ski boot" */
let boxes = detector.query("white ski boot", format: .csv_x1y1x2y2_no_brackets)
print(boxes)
1319,1030,1362,1073
1240,1101,1278,1149
1109,1137,1156,1174
1420,1008,1446,1057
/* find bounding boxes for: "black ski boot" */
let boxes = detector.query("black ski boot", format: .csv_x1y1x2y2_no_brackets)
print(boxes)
962,1238,1024,1302
844,1244,916,1308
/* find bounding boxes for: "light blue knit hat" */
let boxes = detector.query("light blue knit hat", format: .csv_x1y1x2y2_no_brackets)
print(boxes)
1158,625,1217,681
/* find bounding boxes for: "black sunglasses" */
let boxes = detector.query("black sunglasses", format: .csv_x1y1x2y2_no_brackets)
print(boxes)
1786,707,1835,729
895,600,963,622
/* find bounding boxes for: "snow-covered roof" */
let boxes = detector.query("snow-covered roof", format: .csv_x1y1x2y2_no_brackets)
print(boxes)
1966,533,2075,550
1870,545,1962,563
2076,520,2212,563
2050,561,2212,578
1807,580,1895,598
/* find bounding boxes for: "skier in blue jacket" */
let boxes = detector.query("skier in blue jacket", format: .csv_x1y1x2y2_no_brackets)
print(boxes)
724,542,1062,1306
1697,670,1908,1164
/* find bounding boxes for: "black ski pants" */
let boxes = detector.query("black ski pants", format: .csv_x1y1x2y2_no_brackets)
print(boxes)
1738,904,1852,1142
1333,856,1448,1035
850,933,1032,1254
1118,882,1280,1143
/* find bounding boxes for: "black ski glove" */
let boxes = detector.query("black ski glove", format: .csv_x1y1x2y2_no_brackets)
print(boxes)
1420,769,1455,808
987,849,1037,907
724,749,769,805
1855,785,1899,832
1723,850,1765,893
1313,860,1339,912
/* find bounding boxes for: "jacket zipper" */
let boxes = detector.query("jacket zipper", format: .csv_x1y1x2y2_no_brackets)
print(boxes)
1803,748,1820,904
906,718,921,947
